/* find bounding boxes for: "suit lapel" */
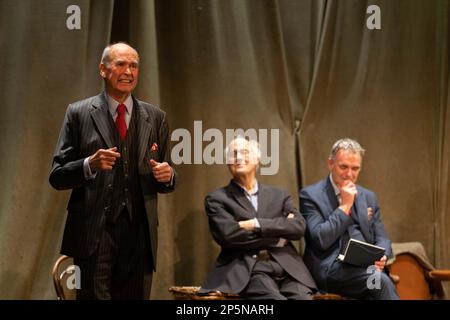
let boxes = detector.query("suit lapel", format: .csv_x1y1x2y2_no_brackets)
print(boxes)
354,187,373,242
321,177,373,243
134,97,154,165
227,181,257,218
90,93,115,148
256,183,266,218
323,177,339,217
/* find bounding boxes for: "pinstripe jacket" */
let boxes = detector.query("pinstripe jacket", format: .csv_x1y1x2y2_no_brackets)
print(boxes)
49,92,175,268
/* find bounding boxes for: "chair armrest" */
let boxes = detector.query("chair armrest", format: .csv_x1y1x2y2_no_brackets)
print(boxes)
313,293,348,300
168,286,240,300
389,274,400,284
428,270,450,281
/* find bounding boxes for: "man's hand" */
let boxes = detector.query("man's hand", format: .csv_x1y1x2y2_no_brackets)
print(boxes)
240,214,294,233
149,159,173,183
339,181,357,215
239,219,256,231
374,255,387,271
89,147,121,172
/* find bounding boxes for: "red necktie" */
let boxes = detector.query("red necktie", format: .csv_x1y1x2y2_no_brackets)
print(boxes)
116,104,127,140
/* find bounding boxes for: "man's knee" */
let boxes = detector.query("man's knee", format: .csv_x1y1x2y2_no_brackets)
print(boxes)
366,268,393,288
380,272,396,288
368,272,399,300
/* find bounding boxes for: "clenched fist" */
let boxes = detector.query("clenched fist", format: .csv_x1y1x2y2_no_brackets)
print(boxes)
149,159,173,183
89,147,121,172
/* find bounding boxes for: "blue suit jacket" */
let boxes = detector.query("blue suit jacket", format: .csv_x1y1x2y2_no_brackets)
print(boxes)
299,177,392,289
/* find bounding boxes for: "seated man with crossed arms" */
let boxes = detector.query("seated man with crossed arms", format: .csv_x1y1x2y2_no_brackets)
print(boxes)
199,137,317,300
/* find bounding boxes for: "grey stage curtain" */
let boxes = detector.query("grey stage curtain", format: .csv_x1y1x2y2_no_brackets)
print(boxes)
1,0,450,300
0,0,114,299
436,0,450,292
299,0,450,294
149,0,299,298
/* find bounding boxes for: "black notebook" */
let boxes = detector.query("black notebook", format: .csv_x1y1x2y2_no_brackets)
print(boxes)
337,238,385,267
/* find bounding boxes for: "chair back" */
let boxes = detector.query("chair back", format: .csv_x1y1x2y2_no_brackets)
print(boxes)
52,255,77,300
389,253,431,299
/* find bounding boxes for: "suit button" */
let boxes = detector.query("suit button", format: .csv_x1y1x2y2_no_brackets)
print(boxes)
252,255,257,259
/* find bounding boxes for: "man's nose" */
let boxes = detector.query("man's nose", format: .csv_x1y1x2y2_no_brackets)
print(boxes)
342,169,350,178
236,153,247,163
347,169,355,179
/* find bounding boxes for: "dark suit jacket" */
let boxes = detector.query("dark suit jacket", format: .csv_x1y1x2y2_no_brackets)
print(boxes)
199,181,316,294
299,177,392,289
49,92,175,269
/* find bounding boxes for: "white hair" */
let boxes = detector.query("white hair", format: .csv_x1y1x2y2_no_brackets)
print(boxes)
225,137,261,163
100,42,139,67
329,138,365,160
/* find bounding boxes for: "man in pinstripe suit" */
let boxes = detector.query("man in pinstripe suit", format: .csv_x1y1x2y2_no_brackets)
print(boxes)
50,43,175,299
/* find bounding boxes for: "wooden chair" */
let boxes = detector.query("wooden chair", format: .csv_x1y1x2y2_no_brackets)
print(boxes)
315,242,450,300
52,255,77,300
168,286,349,300
169,286,240,300
388,243,450,300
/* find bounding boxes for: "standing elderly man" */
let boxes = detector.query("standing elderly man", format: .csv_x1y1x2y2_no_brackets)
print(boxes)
299,138,399,299
199,137,316,300
49,42,175,299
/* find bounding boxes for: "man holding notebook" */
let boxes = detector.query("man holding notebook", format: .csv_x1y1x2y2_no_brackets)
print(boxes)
299,138,399,300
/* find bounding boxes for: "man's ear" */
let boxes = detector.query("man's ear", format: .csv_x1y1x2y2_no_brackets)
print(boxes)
327,158,334,171
99,63,106,78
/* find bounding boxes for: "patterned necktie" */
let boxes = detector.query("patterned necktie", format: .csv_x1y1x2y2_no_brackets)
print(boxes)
116,103,127,140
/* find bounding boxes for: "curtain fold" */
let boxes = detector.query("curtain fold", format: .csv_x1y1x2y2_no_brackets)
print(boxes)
151,0,298,298
1,0,450,299
0,0,114,299
435,0,450,295
299,0,449,280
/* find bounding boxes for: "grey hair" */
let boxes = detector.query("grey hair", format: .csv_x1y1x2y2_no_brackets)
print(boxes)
100,42,139,67
329,138,365,160
225,137,261,162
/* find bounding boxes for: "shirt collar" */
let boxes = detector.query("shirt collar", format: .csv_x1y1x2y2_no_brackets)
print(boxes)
106,93,133,116
234,180,259,196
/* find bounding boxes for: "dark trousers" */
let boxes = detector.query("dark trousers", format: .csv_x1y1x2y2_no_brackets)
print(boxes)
242,259,314,300
326,260,400,300
74,210,153,300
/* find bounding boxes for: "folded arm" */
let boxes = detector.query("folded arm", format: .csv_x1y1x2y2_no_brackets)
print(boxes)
257,193,306,240
205,195,279,250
